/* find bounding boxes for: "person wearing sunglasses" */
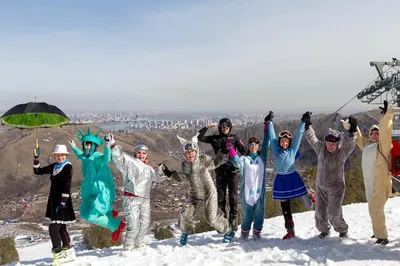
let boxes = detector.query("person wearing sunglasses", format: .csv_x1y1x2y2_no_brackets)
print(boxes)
197,118,246,231
159,133,235,246
227,132,270,240
305,111,357,240
265,111,313,240
343,101,394,245
106,135,163,251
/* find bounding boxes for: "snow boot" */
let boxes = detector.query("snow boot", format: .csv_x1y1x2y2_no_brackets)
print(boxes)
253,229,261,240
375,238,389,245
62,244,76,262
50,247,66,266
318,232,329,239
112,221,126,243
339,231,348,238
240,229,249,240
223,231,235,243
180,232,188,246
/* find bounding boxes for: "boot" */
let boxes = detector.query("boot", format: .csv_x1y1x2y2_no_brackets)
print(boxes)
283,221,295,240
62,244,76,262
180,232,188,246
253,229,261,240
339,231,348,238
318,232,329,239
50,247,66,266
223,231,235,243
375,238,389,245
240,229,249,240
229,215,238,232
112,221,126,243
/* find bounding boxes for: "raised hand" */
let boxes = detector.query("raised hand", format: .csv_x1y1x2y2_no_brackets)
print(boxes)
104,134,115,147
301,111,312,130
379,100,388,115
264,111,274,124
68,139,76,148
348,116,358,133
340,118,350,130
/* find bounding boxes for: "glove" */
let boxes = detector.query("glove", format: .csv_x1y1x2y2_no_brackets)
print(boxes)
264,111,274,124
159,163,172,177
225,141,237,158
348,116,358,133
379,100,388,115
68,139,76,148
33,147,40,158
340,118,350,131
104,134,115,147
301,111,312,130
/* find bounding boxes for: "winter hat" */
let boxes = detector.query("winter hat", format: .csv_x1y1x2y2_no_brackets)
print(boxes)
134,144,149,154
324,128,341,143
53,144,69,154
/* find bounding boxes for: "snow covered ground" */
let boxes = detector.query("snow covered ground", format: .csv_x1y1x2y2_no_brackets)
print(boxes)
8,197,400,266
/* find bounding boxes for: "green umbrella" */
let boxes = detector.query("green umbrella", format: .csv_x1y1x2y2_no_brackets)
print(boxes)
1,97,69,148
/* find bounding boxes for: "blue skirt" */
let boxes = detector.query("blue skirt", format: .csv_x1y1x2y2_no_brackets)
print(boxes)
273,171,307,200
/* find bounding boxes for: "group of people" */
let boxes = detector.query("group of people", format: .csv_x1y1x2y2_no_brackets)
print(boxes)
32,100,395,264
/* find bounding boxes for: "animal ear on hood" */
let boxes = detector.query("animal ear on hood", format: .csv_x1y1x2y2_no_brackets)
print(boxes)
191,133,199,145
176,135,188,146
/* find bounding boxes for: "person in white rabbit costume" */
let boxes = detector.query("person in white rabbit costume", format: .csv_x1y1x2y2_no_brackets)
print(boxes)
159,133,236,246
105,133,163,250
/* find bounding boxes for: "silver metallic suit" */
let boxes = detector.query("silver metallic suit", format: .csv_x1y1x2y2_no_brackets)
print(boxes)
111,145,161,250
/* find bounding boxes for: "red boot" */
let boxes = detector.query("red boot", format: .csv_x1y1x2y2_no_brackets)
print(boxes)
112,210,119,218
283,232,295,240
112,221,126,243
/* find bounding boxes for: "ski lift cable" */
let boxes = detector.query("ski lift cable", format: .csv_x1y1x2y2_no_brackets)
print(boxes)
320,66,396,128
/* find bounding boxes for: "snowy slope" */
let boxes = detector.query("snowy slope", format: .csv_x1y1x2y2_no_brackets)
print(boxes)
9,197,400,266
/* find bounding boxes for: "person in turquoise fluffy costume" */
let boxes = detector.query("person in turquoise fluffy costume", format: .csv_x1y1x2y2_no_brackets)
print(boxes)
68,127,126,242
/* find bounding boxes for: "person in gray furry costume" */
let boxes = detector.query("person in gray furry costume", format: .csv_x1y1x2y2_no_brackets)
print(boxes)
160,133,235,246
303,112,357,239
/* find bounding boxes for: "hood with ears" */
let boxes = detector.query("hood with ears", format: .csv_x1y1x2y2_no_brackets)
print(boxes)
177,133,200,161
324,128,344,150
369,125,379,136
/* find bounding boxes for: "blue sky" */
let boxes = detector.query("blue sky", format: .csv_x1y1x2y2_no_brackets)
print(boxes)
1,1,400,114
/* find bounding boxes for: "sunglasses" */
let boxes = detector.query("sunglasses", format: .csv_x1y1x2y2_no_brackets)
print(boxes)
279,131,292,138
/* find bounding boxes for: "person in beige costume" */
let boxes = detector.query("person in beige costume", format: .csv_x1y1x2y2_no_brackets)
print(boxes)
343,100,394,245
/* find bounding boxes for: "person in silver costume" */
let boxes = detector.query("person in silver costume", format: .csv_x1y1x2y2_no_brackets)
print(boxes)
106,134,163,250
159,133,235,246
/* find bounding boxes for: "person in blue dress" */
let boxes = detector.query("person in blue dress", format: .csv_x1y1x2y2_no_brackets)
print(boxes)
265,111,313,239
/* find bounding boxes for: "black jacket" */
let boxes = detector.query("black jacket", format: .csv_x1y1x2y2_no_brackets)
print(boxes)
34,162,76,223
198,127,246,173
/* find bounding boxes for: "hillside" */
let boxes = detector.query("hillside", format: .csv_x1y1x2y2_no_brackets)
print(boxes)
0,125,181,199
11,197,400,266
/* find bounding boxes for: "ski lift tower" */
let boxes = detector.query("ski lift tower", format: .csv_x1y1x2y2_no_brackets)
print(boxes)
356,58,400,136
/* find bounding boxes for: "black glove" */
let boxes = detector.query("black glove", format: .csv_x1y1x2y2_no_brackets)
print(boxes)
379,100,388,115
159,163,172,177
264,111,274,123
348,116,358,133
301,111,312,130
